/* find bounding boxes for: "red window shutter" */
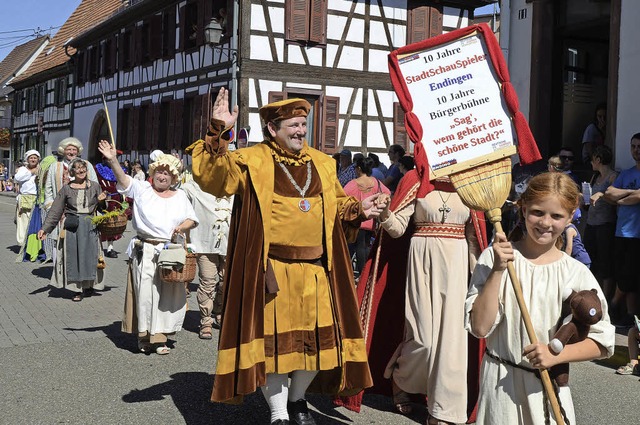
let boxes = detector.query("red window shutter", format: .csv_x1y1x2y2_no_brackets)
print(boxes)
191,94,203,143
109,34,117,73
116,107,124,148
309,0,327,44
428,6,443,38
393,102,408,151
149,103,161,150
321,96,339,155
286,0,310,42
134,25,143,66
167,101,176,150
130,107,140,151
117,32,124,70
166,8,176,57
199,92,211,138
173,98,184,150
268,91,286,104
408,6,429,44
178,5,186,51
150,15,163,60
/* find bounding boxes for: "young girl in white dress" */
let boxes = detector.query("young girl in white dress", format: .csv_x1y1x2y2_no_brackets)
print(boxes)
464,172,615,425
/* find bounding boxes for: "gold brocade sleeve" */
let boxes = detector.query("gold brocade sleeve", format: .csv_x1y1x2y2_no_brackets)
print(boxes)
185,118,246,198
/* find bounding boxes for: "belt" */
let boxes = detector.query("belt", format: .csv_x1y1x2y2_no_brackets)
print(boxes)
413,222,465,239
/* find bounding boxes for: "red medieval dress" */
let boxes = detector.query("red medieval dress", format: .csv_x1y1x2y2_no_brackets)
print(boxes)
334,169,488,423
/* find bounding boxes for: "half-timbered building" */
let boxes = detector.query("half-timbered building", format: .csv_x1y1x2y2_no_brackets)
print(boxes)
9,0,123,164
69,0,494,166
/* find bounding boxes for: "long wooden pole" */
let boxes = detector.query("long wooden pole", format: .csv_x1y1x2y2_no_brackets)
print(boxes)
488,209,564,425
100,83,116,149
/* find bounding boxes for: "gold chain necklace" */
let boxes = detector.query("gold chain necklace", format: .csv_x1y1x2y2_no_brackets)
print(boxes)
277,161,313,212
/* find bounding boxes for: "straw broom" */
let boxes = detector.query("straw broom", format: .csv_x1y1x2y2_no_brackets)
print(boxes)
449,156,565,425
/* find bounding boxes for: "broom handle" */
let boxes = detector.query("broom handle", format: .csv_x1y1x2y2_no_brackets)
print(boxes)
492,219,565,425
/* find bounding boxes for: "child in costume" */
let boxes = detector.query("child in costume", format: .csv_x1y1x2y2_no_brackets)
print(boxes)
465,172,615,424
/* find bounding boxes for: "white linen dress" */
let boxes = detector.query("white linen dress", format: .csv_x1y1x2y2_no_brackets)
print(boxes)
380,190,479,424
119,176,199,337
465,249,615,425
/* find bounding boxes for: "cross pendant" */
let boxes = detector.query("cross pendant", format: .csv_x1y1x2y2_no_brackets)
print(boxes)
439,203,451,223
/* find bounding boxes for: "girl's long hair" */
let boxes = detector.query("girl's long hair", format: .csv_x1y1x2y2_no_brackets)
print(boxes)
508,172,580,247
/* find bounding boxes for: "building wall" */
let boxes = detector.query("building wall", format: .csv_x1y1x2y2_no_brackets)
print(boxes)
502,0,533,120
615,0,640,169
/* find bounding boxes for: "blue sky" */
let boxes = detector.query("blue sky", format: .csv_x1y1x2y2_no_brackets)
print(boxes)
0,1,499,64
0,0,81,63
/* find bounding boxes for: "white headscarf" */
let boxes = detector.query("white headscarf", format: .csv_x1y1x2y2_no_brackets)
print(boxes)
23,149,41,162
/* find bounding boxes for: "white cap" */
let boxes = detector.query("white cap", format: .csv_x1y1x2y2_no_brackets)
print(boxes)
24,149,41,161
150,149,164,162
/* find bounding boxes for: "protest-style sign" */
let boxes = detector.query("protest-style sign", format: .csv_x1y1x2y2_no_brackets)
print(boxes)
389,23,540,194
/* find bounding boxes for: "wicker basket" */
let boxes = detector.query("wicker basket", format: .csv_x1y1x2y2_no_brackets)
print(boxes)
96,213,128,238
159,252,197,283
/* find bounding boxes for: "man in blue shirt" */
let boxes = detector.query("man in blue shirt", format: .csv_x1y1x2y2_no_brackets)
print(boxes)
605,133,640,322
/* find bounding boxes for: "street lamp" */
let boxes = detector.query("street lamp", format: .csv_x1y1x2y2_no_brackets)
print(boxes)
204,18,237,61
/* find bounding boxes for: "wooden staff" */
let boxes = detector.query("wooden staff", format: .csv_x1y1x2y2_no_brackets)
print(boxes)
100,82,116,149
450,157,564,424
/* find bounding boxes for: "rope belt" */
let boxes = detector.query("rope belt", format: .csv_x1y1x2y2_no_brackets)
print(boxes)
413,222,465,239
484,349,570,425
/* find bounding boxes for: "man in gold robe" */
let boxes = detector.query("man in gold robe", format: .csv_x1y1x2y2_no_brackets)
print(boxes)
188,89,384,425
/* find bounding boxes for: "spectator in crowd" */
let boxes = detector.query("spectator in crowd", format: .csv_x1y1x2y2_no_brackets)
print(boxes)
38,159,107,301
14,150,40,245
338,149,357,186
132,162,146,181
584,145,618,304
604,133,640,325
383,144,405,194
616,325,640,375
343,155,390,278
99,140,198,355
368,152,388,181
557,147,581,187
582,103,606,165
5,178,14,192
397,155,414,175
181,170,232,339
548,156,563,172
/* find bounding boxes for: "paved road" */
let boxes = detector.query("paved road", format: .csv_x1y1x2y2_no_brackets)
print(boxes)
0,192,636,424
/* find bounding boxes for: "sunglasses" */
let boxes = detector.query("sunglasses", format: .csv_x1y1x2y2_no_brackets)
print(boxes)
559,155,574,161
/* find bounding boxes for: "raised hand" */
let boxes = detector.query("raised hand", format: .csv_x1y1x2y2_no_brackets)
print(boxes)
213,87,239,129
98,139,117,161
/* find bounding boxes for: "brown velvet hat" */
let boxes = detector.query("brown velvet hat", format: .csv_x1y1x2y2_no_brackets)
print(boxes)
259,98,311,124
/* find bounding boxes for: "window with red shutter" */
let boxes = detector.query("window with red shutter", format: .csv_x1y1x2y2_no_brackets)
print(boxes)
162,8,177,58
286,0,309,43
309,0,328,44
321,96,339,154
407,4,443,44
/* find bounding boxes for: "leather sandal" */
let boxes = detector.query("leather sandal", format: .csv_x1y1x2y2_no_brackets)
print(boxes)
72,293,83,302
392,379,412,414
199,325,213,340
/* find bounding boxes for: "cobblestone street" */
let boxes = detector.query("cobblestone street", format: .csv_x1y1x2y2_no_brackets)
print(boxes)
0,192,636,424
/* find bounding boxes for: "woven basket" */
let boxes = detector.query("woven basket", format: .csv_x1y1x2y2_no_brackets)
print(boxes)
96,213,128,238
159,252,197,283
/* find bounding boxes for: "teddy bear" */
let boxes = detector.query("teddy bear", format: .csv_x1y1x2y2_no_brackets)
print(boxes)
548,287,603,387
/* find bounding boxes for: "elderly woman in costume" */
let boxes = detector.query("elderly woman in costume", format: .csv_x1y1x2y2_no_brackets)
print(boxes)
14,150,41,245
37,159,107,301
44,138,98,272
98,139,198,355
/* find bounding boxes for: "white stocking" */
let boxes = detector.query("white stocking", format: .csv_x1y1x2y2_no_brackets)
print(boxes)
260,373,289,422
107,243,114,251
288,370,318,402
